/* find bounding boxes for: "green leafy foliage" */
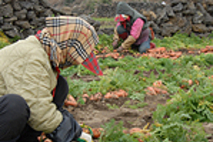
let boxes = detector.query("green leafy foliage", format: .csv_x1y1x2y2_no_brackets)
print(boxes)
99,119,139,142
148,121,208,142
153,32,213,50
3,33,212,141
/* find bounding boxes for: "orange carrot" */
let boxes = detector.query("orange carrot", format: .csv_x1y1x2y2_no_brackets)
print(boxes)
129,128,142,135
64,100,77,107
188,80,193,86
92,128,103,139
104,92,113,99
146,87,157,95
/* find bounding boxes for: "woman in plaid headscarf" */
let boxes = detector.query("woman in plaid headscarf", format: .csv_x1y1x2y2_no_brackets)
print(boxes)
0,16,102,142
112,2,156,53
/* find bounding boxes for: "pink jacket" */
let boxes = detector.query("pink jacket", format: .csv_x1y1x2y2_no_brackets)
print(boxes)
116,18,150,46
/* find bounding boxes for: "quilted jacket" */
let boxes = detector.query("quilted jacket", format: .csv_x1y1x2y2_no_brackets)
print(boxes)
0,36,62,133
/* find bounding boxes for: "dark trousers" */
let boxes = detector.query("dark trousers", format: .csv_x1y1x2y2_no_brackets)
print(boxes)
0,75,69,142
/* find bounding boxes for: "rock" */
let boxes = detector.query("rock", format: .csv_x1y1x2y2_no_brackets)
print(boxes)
183,2,196,15
42,9,54,17
3,0,11,3
156,8,169,24
203,14,213,25
5,28,20,38
206,0,213,6
183,9,196,15
19,1,34,10
170,0,187,7
161,23,179,37
173,3,184,12
79,14,101,31
34,5,45,14
149,21,161,34
142,10,157,21
27,11,36,20
170,16,187,28
187,1,196,10
196,3,208,14
192,24,208,33
165,5,175,17
0,4,13,18
3,16,17,23
30,17,45,27
12,1,22,11
60,6,72,15
22,29,35,38
79,14,95,25
181,21,192,35
1,23,13,30
193,11,204,24
207,6,213,15
15,21,31,29
40,0,49,8
14,9,27,20
93,21,101,32
0,17,3,24
29,0,39,4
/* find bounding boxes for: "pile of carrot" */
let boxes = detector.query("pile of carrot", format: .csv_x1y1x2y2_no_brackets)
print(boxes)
95,47,184,60
141,47,182,60
64,89,129,107
145,80,168,96
123,123,151,142
200,45,213,54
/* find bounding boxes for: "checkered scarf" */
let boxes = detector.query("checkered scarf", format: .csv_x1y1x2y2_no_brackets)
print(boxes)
36,16,103,75
37,16,99,68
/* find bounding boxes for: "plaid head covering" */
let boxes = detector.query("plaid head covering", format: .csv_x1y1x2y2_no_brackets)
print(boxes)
36,16,103,76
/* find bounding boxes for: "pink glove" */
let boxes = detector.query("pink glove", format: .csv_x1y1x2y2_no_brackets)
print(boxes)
116,46,124,52
112,40,118,49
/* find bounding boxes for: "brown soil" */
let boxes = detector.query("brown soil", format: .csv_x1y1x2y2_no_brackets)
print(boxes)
65,78,171,141
65,48,213,141
69,94,170,129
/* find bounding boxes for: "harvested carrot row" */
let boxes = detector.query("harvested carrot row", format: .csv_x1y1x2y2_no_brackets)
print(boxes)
82,94,89,103
90,92,102,101
64,94,78,107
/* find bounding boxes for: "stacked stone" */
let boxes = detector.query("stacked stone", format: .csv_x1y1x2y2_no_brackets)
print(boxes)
0,0,101,39
96,0,213,38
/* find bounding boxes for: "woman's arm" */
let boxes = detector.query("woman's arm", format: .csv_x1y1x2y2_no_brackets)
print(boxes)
121,18,144,49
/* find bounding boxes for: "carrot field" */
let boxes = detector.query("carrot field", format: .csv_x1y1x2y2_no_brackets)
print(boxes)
62,33,213,142
1,31,213,142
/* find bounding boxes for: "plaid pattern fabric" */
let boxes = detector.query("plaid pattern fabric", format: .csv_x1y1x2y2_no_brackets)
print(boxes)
115,14,130,22
36,16,103,75
82,52,103,76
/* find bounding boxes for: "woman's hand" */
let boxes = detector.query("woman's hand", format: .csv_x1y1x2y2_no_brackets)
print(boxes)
112,40,118,49
116,46,124,52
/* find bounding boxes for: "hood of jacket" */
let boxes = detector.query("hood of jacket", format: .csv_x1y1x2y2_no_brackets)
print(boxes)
116,2,148,29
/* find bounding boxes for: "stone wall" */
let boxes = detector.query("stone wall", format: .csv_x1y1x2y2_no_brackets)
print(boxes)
0,0,100,39
96,0,213,38
0,0,213,39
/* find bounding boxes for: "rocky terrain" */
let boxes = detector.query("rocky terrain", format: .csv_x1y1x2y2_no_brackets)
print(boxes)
0,0,212,39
